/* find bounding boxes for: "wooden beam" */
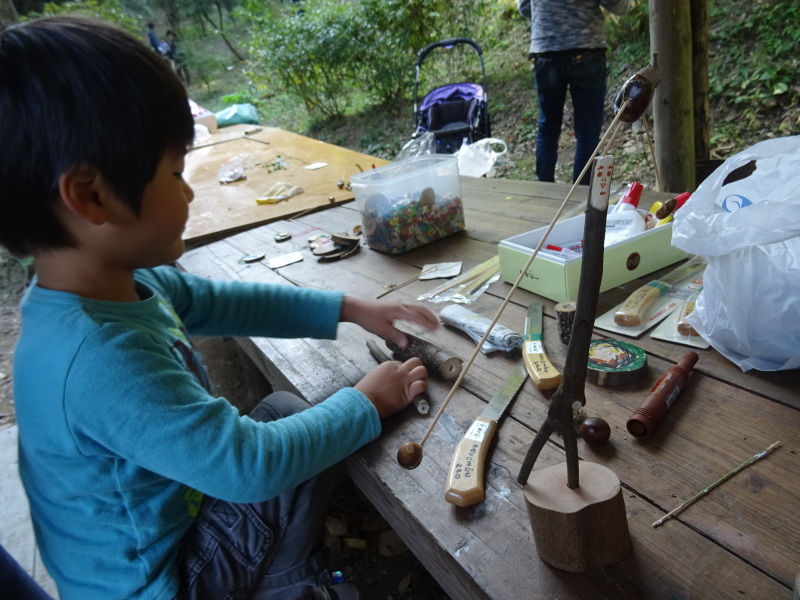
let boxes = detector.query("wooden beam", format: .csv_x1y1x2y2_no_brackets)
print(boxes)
691,0,711,162
649,0,696,192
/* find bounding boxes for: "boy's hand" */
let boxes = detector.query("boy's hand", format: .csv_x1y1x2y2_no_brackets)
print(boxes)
355,358,428,419
340,297,439,349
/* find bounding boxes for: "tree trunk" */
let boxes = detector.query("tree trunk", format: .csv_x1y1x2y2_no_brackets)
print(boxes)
691,0,710,162
0,0,19,27
649,0,695,192
201,12,244,61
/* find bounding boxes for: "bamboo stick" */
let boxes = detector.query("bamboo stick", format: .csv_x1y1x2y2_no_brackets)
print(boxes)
652,441,781,527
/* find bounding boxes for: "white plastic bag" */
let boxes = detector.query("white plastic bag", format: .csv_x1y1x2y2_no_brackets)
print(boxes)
396,132,435,160
455,138,507,177
671,136,800,371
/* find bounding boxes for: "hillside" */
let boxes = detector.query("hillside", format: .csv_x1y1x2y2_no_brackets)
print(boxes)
186,1,798,195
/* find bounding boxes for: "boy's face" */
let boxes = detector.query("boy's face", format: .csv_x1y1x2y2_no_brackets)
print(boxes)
114,149,194,268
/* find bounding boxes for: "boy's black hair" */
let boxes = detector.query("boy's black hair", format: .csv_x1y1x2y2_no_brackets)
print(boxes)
0,16,195,256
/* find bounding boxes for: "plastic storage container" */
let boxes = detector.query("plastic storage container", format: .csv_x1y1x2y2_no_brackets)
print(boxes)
350,155,465,254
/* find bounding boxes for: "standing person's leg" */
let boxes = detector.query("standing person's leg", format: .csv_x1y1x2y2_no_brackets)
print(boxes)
176,391,334,600
534,54,569,182
569,51,607,185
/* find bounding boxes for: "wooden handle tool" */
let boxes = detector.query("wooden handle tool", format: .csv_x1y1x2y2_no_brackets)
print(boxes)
445,366,527,507
677,290,701,336
523,301,561,391
614,256,706,327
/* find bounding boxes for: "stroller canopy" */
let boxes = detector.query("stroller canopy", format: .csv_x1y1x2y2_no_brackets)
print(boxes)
419,82,484,114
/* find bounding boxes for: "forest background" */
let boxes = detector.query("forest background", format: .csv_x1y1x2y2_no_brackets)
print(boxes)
4,0,799,188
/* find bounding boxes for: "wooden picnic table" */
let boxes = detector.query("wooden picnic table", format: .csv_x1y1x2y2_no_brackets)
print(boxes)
177,175,799,600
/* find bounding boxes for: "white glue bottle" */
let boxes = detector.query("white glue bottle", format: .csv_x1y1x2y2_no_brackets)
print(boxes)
605,181,646,245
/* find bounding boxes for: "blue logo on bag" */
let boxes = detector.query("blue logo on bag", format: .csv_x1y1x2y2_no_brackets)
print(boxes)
721,194,753,212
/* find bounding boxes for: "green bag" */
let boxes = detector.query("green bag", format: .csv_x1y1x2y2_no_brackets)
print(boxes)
215,103,259,127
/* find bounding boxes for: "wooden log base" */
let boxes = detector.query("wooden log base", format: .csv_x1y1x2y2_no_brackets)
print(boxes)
523,461,631,572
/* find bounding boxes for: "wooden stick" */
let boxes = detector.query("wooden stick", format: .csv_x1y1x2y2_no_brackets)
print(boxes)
413,103,632,450
642,117,666,205
376,266,437,299
421,257,499,299
652,441,781,527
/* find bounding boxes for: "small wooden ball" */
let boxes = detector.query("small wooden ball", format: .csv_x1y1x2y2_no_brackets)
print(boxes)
397,441,423,470
580,417,611,446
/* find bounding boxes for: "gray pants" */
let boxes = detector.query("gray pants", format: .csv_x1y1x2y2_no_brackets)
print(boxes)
176,392,333,599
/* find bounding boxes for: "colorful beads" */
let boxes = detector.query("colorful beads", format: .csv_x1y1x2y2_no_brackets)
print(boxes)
360,190,465,254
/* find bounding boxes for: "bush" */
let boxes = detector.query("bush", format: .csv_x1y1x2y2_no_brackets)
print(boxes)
242,0,483,118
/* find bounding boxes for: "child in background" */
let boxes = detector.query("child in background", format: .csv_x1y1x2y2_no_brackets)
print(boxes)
0,16,438,600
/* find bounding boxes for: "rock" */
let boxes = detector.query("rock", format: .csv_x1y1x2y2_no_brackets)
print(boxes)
325,516,348,537
343,537,368,550
378,529,408,557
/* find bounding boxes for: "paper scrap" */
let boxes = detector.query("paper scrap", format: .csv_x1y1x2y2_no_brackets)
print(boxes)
256,182,304,204
304,162,328,170
268,251,303,269
419,262,462,280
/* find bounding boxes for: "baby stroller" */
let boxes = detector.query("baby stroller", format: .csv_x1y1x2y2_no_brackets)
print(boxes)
412,38,492,154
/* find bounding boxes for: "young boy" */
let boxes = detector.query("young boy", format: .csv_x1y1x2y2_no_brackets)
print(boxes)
0,16,439,600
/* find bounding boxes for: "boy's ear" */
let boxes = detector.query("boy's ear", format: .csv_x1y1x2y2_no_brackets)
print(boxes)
57,166,114,226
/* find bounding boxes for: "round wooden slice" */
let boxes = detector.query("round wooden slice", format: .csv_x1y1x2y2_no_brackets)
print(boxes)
586,339,647,386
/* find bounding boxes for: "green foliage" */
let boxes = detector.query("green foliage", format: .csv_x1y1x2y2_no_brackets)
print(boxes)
241,0,484,119
26,0,141,34
604,0,650,70
241,1,363,117
708,0,799,123
220,90,256,105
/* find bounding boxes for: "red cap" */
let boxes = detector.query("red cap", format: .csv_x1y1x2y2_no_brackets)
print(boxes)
619,182,644,209
674,192,691,211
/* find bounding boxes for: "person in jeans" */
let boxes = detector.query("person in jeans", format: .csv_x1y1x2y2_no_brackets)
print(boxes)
0,16,438,600
518,0,630,184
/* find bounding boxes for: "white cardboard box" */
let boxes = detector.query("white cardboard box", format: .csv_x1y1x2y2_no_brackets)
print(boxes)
497,213,688,302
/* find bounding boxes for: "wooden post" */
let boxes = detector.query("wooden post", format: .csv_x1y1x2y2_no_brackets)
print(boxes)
649,0,695,192
691,0,710,163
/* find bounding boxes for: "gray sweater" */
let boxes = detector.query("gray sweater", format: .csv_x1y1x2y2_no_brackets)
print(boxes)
518,0,630,55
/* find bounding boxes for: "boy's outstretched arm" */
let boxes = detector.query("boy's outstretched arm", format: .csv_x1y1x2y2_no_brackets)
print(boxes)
339,296,439,349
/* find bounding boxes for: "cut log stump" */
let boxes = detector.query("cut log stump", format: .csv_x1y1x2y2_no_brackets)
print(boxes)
523,461,631,572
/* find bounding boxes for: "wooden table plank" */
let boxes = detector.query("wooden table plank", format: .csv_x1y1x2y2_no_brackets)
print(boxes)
183,127,388,245
178,178,799,599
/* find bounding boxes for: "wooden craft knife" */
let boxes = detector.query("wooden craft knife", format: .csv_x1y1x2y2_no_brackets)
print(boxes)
445,365,527,507
523,301,562,391
613,255,706,327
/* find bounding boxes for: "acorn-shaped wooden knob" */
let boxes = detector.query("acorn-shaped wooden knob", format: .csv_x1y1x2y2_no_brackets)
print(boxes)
614,53,661,123
397,441,423,469
580,417,611,446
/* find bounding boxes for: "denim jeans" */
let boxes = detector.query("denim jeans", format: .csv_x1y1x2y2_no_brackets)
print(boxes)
175,391,333,600
533,49,607,185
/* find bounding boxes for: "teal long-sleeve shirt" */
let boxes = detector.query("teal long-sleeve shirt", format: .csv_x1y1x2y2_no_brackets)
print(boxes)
14,266,381,599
